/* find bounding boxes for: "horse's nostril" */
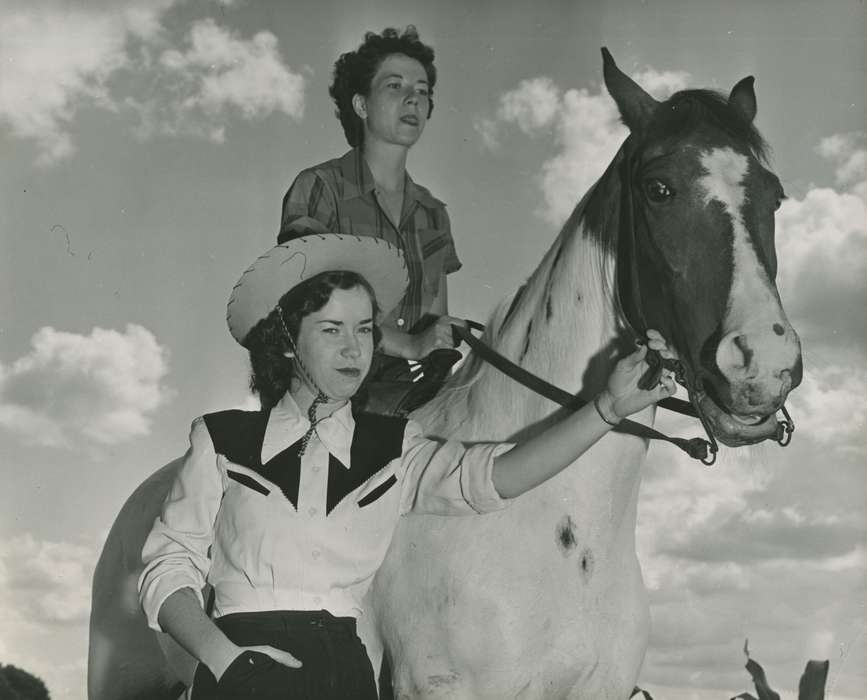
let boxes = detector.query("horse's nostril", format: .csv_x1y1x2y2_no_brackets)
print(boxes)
773,323,785,336
733,335,754,369
716,332,753,379
778,368,794,395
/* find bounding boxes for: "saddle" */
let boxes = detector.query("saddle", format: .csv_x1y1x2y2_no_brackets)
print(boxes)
358,349,463,417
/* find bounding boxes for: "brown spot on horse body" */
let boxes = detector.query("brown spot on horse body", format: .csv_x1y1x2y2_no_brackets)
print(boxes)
580,547,595,582
556,515,578,555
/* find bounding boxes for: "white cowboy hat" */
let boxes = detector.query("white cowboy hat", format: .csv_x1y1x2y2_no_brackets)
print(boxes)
227,234,408,346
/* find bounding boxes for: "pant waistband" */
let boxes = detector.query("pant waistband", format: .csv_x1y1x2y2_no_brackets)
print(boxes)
215,609,358,635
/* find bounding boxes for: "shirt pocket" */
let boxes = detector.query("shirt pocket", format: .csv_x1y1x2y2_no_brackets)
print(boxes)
356,469,399,508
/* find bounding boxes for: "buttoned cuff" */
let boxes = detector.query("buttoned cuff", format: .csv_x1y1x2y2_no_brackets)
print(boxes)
459,442,515,513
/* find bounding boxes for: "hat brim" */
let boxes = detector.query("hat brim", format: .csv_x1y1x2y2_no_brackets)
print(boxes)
227,234,409,346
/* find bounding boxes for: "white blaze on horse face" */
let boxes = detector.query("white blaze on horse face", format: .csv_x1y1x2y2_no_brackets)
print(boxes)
698,147,798,411
698,147,779,331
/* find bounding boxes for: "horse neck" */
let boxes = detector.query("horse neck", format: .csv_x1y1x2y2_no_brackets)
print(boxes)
423,151,629,443
492,222,616,425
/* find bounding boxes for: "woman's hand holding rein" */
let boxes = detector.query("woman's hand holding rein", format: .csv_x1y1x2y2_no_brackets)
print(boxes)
598,333,678,422
490,330,676,500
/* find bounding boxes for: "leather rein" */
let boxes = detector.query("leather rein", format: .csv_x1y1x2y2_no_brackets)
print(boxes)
448,142,795,465
452,321,720,463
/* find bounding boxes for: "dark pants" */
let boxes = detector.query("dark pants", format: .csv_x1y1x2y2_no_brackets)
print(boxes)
191,610,378,700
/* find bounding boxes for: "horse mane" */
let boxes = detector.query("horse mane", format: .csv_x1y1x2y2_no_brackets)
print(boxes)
650,88,770,163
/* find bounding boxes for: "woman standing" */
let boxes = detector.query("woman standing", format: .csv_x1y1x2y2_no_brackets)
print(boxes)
279,27,463,413
138,234,675,699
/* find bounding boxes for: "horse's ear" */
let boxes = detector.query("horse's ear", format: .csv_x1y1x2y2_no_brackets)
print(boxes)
728,76,757,123
601,47,659,132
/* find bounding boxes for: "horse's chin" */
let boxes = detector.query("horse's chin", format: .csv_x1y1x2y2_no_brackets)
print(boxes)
696,392,780,447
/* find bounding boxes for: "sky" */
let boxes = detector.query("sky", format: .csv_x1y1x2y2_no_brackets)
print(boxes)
0,0,864,698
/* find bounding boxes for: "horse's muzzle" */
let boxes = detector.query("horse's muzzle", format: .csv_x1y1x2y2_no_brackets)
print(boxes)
697,392,782,447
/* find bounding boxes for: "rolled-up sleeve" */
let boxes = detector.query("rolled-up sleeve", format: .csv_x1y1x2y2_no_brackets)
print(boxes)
279,170,337,240
138,417,224,631
398,420,514,516
440,208,462,275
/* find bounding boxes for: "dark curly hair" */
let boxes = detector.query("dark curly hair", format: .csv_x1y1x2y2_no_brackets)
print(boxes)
329,25,437,148
245,270,381,410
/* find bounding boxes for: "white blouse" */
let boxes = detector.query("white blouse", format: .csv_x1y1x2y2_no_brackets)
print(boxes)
138,393,512,630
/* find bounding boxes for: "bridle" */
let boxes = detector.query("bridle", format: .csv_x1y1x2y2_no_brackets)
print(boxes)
614,136,725,463
446,139,794,465
452,321,719,463
452,317,793,466
614,136,794,460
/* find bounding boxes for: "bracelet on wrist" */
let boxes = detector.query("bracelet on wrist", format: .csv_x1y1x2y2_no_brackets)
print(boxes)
593,394,620,427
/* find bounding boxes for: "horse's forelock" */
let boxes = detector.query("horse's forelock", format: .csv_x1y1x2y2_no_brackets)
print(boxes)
650,89,769,162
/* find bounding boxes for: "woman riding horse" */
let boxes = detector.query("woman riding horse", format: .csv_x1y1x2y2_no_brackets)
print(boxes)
279,26,465,415
138,233,675,698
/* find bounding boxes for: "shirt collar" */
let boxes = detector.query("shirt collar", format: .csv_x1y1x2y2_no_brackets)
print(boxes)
337,148,375,201
337,148,444,210
261,392,355,468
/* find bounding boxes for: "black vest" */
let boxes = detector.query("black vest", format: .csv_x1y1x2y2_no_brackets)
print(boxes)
202,408,407,515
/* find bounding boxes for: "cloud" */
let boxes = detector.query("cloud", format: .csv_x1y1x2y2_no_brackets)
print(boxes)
776,133,867,368
0,0,176,165
638,376,866,696
0,4,306,164
473,117,500,150
785,363,867,447
476,68,690,223
0,324,172,447
659,507,865,563
638,441,867,696
0,534,96,626
497,76,561,135
640,546,866,697
631,68,692,100
816,132,867,188
472,77,561,149
0,534,97,700
152,18,306,142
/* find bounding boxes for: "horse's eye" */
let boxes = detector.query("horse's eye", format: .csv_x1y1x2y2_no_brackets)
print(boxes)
645,179,674,203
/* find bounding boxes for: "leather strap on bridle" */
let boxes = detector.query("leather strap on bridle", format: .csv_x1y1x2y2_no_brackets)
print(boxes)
453,321,716,463
611,138,794,457
613,139,721,460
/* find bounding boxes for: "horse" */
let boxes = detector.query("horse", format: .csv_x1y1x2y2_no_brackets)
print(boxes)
88,49,802,699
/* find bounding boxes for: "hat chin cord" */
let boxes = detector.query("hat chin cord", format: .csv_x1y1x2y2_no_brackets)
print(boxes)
276,305,339,456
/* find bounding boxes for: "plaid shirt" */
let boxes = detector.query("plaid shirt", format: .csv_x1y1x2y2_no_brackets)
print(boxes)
279,149,461,332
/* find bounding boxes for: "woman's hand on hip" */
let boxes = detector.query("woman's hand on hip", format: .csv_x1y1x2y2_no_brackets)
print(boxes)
239,645,302,671
214,644,302,681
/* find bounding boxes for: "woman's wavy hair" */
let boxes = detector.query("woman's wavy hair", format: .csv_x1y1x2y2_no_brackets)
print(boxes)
329,25,437,148
245,270,381,410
